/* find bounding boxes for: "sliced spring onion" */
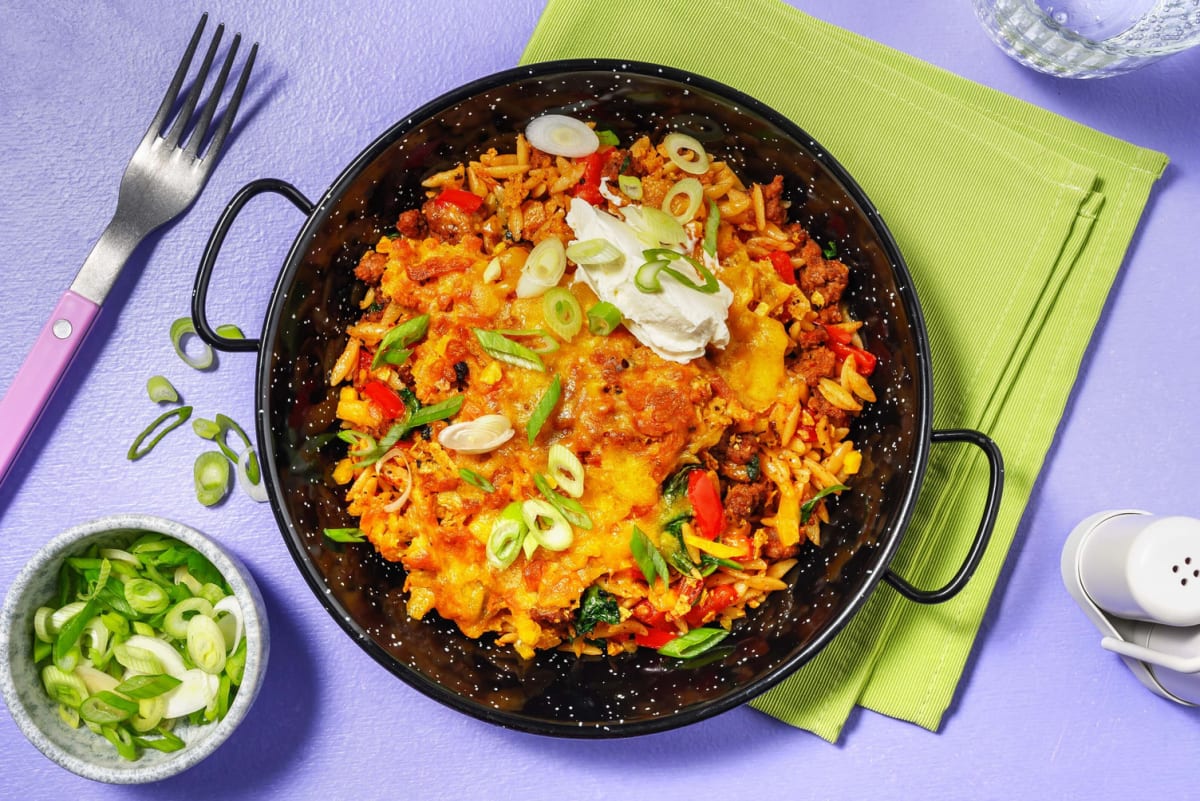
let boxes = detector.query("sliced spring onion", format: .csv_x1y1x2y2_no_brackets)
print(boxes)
565,238,624,267
487,503,528,570
586,301,622,336
515,237,567,298
42,665,88,708
703,198,720,257
405,394,464,429
213,414,253,465
437,414,514,454
123,579,170,616
823,240,838,259
525,114,600,158
521,499,574,552
215,323,244,340
169,317,215,370
618,174,643,200
192,417,221,439
371,313,430,370
114,674,181,700
379,447,414,513
800,484,849,523
146,375,179,404
663,131,710,175
324,527,366,543
473,328,545,372
533,473,593,530
186,615,228,675
635,249,720,294
542,287,583,341
458,468,496,493
80,691,139,725
636,206,687,247
662,177,704,223
527,374,562,445
596,129,619,147
492,328,559,354
656,626,729,659
212,596,245,655
127,406,193,461
193,451,231,507
236,447,268,503
547,443,584,498
630,526,670,587
164,597,214,640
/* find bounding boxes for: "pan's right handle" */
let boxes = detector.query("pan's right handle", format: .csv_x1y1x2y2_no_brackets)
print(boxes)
191,178,314,353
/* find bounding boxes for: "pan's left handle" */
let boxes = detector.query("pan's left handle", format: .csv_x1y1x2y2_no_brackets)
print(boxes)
883,428,1005,604
191,178,314,353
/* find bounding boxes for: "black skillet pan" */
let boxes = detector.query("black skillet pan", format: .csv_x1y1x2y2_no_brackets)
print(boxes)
191,59,1003,737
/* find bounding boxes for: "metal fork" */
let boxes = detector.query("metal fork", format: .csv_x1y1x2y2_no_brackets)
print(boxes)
0,15,258,486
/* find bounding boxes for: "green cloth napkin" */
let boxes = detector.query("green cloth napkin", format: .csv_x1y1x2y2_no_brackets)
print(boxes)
521,0,1166,741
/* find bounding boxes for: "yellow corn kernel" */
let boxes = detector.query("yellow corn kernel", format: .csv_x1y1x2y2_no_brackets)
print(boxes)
843,450,862,475
480,361,503,385
332,458,355,485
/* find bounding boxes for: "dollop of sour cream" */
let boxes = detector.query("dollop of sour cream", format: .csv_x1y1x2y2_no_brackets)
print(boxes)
565,198,733,363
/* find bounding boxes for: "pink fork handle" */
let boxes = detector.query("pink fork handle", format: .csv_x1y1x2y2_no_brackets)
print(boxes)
0,290,100,486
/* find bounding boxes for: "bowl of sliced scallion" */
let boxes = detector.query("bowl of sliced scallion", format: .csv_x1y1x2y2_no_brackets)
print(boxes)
0,514,268,783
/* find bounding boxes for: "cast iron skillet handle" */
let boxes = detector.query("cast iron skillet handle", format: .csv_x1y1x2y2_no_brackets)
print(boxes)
192,178,315,353
883,428,1004,605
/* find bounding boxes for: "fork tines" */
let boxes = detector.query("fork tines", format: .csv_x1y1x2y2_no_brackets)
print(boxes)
147,13,258,162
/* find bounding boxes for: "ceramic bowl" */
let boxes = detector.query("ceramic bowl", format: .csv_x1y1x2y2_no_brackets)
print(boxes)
0,514,269,783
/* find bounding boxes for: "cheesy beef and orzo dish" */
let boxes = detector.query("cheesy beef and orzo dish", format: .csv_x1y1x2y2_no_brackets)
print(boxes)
326,114,877,660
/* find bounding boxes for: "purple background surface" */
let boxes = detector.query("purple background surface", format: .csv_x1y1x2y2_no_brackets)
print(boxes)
2,2,1198,798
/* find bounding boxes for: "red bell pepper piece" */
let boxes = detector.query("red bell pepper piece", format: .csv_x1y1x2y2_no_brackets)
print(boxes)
573,147,611,205
823,324,877,375
687,470,725,540
434,187,484,213
361,380,405,419
685,584,739,627
634,627,679,650
768,250,795,284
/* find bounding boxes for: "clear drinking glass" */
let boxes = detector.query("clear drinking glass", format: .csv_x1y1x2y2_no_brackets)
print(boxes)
973,0,1200,77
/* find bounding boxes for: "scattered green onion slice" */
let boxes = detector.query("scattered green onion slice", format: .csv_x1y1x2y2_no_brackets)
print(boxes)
636,206,687,247
703,198,720,257
324,527,366,543
586,302,622,336
170,317,214,370
657,626,729,659
565,238,623,267
800,484,849,523
439,414,514,454
527,374,562,445
115,674,181,700
474,328,545,372
164,597,214,640
458,468,496,493
42,665,88,708
630,526,670,587
635,248,720,294
521,499,574,552
492,328,560,354
192,417,221,439
193,451,230,507
127,406,192,461
542,287,583,341
662,177,704,223
596,129,619,147
215,323,244,340
547,443,584,498
533,473,593,530
405,394,464,429
515,237,567,298
618,174,643,200
823,240,838,259
663,131,710,175
486,502,528,570
236,447,268,503
146,375,179,404
372,313,430,370
525,114,600,158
